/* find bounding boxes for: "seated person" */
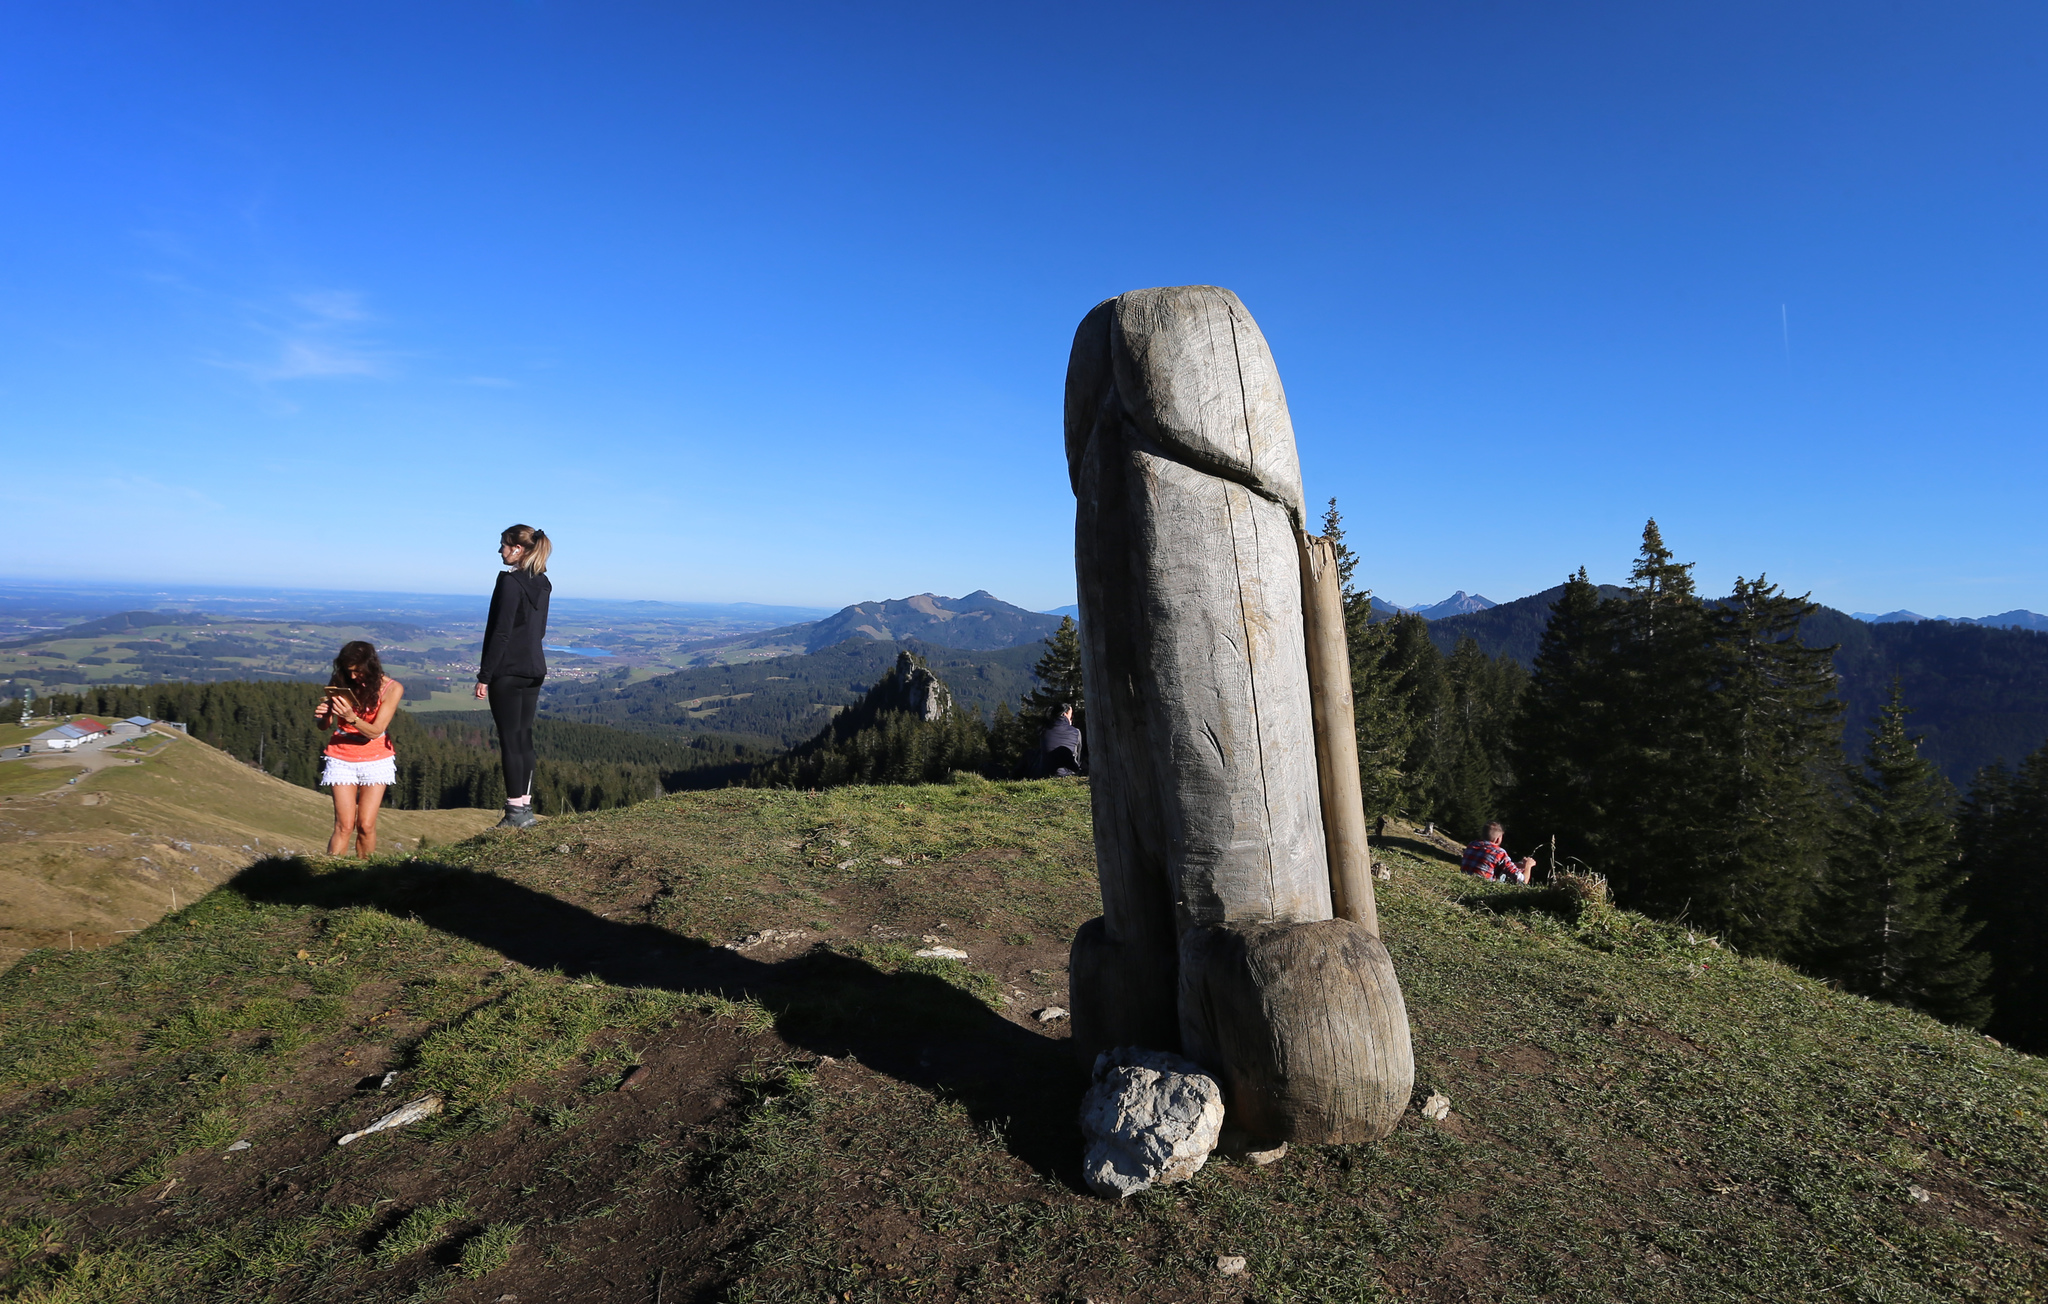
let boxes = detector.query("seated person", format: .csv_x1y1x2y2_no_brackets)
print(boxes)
1040,702,1083,776
1460,821,1520,881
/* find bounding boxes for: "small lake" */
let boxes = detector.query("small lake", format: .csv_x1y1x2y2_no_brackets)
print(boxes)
544,644,616,657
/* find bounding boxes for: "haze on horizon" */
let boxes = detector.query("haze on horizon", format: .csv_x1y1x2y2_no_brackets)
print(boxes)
2,3,2042,618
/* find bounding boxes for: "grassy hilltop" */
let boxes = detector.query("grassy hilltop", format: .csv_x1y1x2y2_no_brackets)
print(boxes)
0,782,2043,1303
0,729,496,960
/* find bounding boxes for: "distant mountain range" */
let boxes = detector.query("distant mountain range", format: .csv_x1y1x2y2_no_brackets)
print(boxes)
1366,591,1499,620
1429,585,2048,786
1851,609,2048,631
688,590,1063,662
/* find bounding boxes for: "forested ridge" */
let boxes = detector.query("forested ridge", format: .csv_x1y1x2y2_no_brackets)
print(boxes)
1330,504,2048,1054
30,683,760,814
1426,580,2048,786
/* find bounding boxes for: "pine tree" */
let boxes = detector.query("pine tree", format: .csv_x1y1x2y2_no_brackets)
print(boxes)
1686,575,1842,954
1385,614,1451,821
1959,745,2048,1049
1414,638,1528,842
1603,521,1718,910
1507,568,1615,875
1818,682,1989,1025
1019,616,1084,736
1506,525,1844,957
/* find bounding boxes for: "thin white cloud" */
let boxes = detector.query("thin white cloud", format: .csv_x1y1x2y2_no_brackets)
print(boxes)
210,287,395,383
269,338,384,379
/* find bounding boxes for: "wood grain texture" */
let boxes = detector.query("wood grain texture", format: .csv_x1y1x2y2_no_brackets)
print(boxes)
1177,919,1414,1144
1065,287,1414,1130
1067,289,1330,963
1298,530,1380,937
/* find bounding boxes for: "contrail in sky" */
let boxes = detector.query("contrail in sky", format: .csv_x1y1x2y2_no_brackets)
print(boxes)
1781,304,1790,359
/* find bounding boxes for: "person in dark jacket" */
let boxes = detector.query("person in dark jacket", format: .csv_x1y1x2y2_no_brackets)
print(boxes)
1040,702,1083,777
474,524,552,828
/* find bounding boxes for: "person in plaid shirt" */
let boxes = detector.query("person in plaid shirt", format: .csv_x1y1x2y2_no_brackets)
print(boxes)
1462,822,1534,883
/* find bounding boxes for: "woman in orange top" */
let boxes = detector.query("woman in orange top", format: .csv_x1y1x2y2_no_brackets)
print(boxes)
314,640,405,857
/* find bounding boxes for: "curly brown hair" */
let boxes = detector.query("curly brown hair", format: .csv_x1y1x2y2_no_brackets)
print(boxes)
330,641,385,715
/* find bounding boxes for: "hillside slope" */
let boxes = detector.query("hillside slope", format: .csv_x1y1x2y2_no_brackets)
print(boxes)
0,786,2040,1302
0,730,495,962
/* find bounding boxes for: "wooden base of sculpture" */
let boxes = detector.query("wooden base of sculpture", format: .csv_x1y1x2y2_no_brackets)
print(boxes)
1178,919,1412,1143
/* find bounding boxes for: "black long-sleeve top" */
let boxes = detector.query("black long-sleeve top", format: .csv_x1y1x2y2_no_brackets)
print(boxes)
478,570,552,682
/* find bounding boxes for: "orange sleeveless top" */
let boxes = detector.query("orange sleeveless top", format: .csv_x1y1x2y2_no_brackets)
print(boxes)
324,683,398,762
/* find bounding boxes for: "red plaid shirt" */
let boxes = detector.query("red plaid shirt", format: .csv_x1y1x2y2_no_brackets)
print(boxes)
1462,839,1514,881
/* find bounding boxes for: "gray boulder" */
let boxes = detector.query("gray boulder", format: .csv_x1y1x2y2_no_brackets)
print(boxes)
1080,1047,1224,1198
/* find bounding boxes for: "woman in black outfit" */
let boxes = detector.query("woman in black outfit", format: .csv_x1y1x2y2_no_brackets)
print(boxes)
475,524,552,828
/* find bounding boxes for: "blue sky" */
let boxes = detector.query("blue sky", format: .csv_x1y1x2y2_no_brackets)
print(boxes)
3,2,2043,616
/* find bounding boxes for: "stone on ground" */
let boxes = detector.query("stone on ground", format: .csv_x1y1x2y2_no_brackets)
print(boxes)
1079,1047,1224,1198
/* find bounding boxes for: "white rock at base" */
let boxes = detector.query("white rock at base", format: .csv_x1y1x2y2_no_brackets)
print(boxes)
1216,1255,1248,1275
1421,1091,1451,1122
224,1140,251,1153
1080,1047,1224,1198
914,946,969,959
1034,1006,1070,1022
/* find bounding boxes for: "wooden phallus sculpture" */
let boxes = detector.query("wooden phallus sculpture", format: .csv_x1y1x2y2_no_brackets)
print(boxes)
1066,285,1414,1144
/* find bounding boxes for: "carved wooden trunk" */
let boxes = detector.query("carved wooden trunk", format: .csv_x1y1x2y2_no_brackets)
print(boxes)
1066,285,1413,1144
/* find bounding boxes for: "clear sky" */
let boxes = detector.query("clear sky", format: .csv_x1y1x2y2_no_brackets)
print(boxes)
3,2,2043,617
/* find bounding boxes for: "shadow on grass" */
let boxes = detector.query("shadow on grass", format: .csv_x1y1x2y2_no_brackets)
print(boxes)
228,855,1087,1183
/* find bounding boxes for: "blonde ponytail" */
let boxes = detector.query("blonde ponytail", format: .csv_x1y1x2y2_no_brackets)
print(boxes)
501,524,551,575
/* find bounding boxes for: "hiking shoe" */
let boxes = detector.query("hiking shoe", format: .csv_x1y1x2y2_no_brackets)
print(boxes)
497,804,538,830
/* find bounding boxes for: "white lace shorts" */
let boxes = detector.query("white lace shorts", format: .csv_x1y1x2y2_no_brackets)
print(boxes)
320,755,397,787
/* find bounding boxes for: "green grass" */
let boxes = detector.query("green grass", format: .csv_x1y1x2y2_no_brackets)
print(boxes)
373,1199,470,1267
0,785,2040,1302
455,1221,522,1278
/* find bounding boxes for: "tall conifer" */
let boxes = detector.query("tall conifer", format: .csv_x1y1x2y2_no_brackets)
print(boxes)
1688,575,1842,953
1508,568,1614,874
1959,746,2048,1049
1019,617,1084,735
1603,521,1716,912
1819,683,1988,1025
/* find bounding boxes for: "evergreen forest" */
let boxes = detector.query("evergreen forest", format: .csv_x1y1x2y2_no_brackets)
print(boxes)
1326,504,2048,1053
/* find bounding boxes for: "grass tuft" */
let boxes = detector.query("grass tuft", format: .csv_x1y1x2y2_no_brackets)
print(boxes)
455,1221,523,1279
372,1199,470,1267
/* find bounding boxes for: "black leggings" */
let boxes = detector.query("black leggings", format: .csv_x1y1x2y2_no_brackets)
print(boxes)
488,676,543,800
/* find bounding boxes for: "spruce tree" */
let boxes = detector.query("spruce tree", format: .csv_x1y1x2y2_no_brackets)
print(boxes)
1385,614,1451,822
1019,616,1084,736
1598,521,1716,911
1430,638,1527,842
1687,575,1842,954
1959,746,2048,1049
1818,683,1989,1025
1507,568,1615,875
